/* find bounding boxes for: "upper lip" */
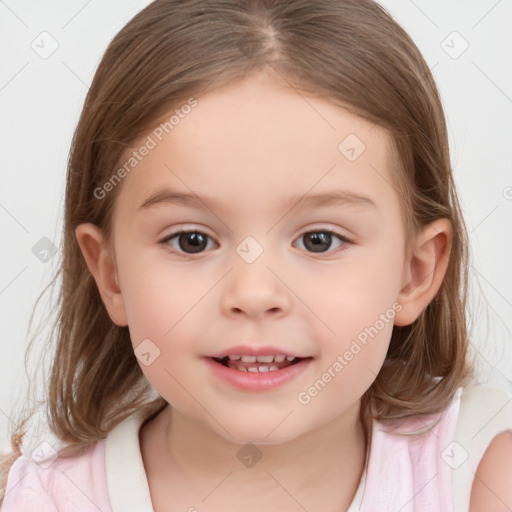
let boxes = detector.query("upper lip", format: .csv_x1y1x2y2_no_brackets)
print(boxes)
207,345,308,359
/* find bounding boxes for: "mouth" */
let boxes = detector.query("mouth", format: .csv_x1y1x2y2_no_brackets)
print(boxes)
205,350,313,391
211,354,307,373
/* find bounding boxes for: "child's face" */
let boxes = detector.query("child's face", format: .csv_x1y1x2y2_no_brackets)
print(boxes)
107,70,409,443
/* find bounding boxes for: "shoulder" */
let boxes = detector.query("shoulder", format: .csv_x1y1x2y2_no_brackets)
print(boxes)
469,430,512,511
1,438,109,511
454,383,512,512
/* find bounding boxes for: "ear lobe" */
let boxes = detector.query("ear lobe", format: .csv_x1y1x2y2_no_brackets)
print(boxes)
75,223,128,326
394,218,452,327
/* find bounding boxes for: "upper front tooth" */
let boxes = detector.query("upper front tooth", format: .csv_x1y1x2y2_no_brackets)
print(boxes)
228,355,241,360
241,355,257,363
256,355,274,363
274,355,285,362
286,356,295,361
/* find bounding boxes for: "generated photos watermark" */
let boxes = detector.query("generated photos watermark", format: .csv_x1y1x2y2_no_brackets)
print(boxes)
93,97,198,200
297,301,403,405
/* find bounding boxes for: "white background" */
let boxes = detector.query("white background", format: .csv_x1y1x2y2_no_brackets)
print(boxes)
1,0,511,451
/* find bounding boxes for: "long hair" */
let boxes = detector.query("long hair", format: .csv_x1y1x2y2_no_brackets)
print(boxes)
1,0,473,496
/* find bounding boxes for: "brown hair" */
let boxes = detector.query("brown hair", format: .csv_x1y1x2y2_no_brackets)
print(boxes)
1,0,474,498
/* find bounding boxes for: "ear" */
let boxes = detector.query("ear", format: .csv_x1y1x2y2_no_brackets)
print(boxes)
394,218,452,327
75,223,128,326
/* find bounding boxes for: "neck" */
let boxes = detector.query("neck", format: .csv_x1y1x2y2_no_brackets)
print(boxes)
144,401,367,512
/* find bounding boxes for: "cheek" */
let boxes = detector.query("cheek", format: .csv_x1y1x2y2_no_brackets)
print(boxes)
298,242,403,396
296,303,395,419
118,248,208,343
123,283,207,410
305,247,404,337
117,252,215,397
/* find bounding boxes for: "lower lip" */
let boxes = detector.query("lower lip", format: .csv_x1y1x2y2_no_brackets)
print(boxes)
204,357,312,391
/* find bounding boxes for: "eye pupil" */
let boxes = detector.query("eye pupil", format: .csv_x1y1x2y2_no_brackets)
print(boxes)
304,232,332,253
179,232,207,253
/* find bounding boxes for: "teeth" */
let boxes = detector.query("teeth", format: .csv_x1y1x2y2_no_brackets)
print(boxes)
224,361,288,373
221,354,302,373
228,354,294,363
256,355,274,363
245,365,279,373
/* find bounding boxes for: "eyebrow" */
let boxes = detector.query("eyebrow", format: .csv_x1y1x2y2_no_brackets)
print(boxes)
138,187,377,212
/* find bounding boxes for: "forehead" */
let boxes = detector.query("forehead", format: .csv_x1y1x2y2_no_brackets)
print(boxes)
114,70,398,217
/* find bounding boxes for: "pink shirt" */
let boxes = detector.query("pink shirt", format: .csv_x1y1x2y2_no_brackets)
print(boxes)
2,383,511,511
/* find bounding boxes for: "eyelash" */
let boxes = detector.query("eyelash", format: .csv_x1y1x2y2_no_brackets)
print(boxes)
158,228,352,257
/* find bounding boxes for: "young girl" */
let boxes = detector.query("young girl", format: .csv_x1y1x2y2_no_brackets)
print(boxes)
1,0,511,510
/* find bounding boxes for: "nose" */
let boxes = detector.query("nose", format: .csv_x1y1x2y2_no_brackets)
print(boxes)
220,253,292,320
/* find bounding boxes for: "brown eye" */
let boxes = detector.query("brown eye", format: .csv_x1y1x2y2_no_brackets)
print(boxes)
177,232,208,253
303,232,333,253
295,230,350,254
162,231,214,254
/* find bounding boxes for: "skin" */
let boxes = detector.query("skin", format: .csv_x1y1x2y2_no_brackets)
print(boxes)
469,432,512,511
76,68,456,511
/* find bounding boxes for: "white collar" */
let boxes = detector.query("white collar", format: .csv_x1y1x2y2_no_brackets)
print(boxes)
105,407,155,511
